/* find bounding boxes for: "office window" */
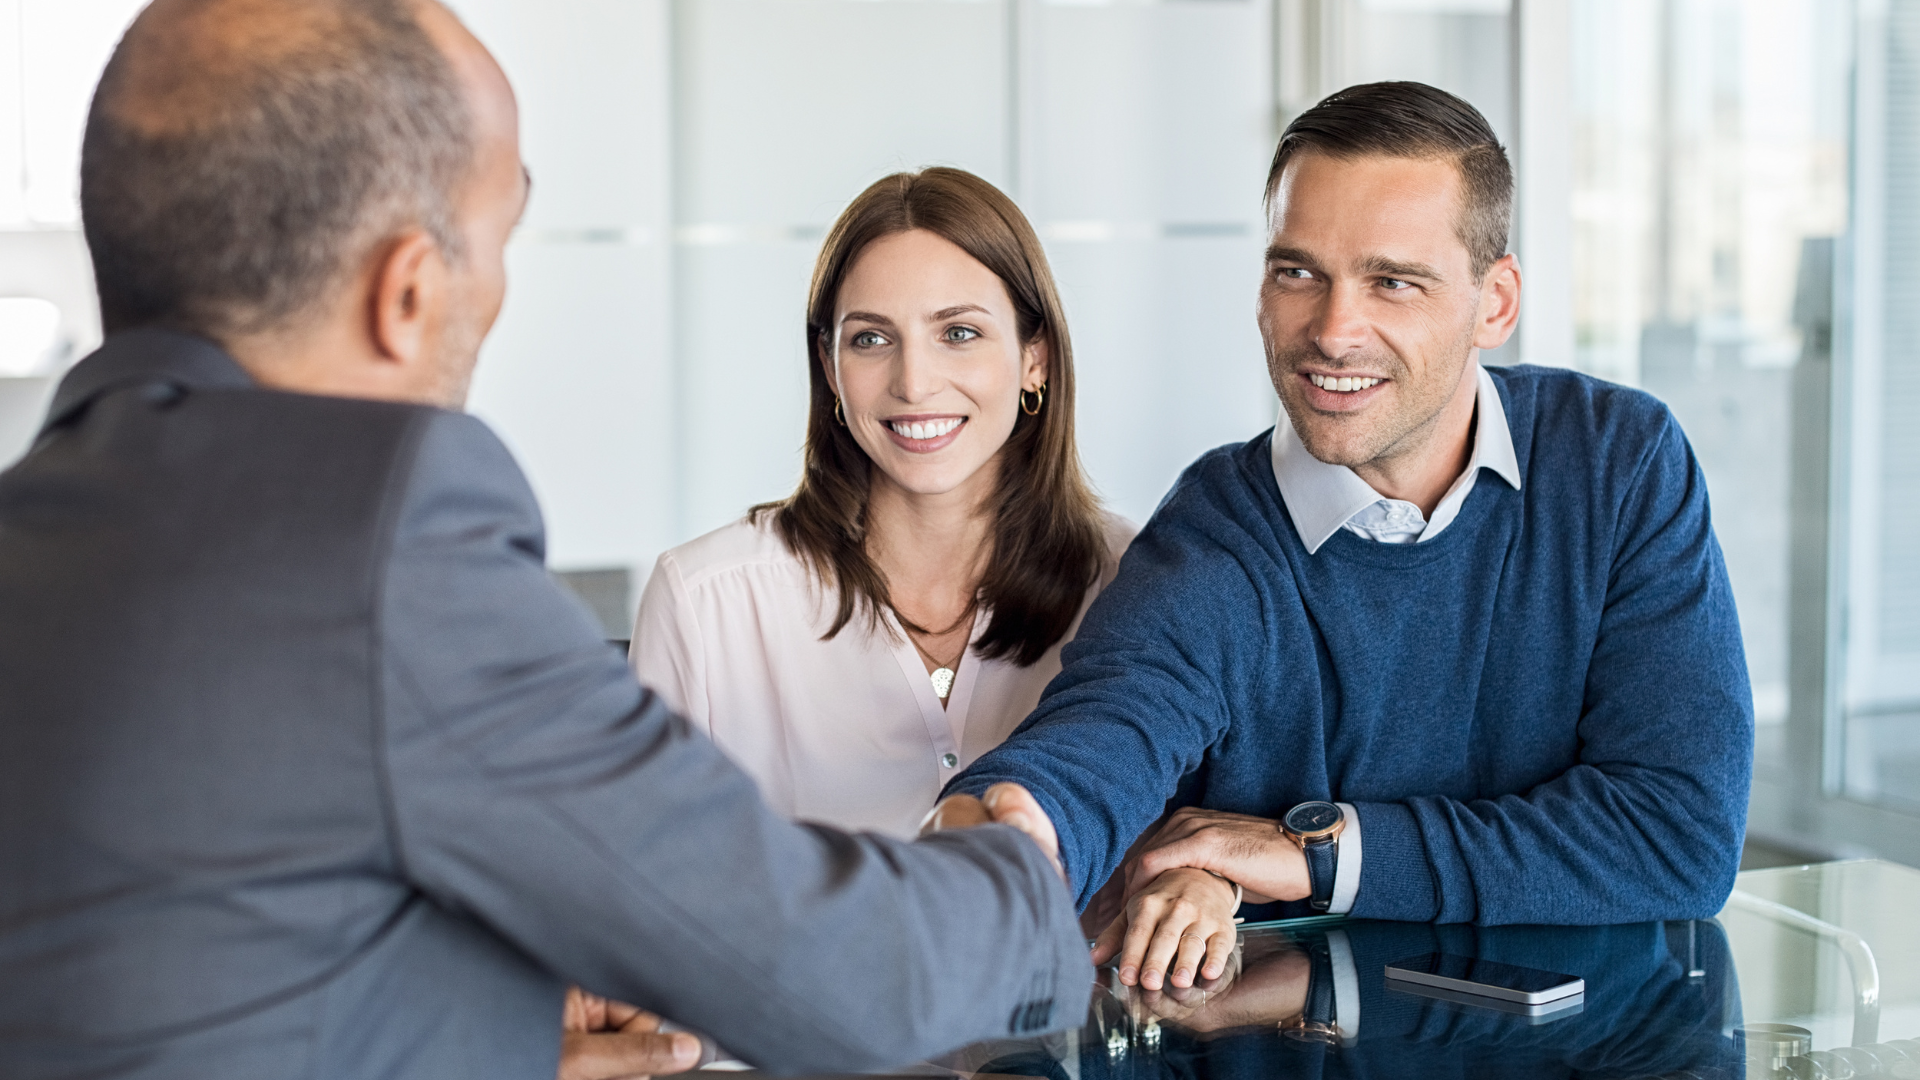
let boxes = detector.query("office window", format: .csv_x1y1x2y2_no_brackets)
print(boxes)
1569,0,1851,786
1846,0,1920,811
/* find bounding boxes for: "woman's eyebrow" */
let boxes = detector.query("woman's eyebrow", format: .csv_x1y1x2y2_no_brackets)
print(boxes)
930,304,989,321
841,311,896,327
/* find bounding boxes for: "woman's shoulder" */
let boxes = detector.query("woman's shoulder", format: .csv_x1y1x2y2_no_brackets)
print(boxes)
654,514,809,594
1092,508,1140,591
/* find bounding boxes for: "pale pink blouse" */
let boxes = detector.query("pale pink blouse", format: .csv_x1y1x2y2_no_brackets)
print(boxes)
629,513,1135,838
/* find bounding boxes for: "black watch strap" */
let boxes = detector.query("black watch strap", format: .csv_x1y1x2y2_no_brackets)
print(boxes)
1304,837,1337,911
1304,942,1335,1027
1283,938,1340,1045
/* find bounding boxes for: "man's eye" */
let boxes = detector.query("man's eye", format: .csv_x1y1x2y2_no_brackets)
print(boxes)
851,331,888,348
1276,267,1314,280
1380,278,1412,291
944,326,981,343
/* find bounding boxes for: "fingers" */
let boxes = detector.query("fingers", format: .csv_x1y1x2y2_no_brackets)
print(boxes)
612,1006,662,1034
1129,834,1206,896
1200,929,1237,982
1115,869,1240,990
1170,927,1211,989
982,782,1063,878
919,794,989,834
557,1030,700,1080
562,987,606,1033
1113,895,1159,987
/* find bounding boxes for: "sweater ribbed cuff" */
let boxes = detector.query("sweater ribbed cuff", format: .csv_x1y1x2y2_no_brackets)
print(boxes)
1346,802,1440,922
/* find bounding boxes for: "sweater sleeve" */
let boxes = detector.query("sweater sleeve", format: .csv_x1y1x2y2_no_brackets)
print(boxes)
945,467,1256,908
1352,411,1754,924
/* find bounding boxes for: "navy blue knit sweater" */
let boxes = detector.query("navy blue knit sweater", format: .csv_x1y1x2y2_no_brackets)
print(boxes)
948,365,1753,925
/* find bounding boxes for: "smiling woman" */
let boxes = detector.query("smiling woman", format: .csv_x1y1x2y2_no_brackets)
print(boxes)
628,167,1132,839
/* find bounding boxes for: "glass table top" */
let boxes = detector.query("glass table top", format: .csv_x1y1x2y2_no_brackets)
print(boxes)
919,859,1920,1080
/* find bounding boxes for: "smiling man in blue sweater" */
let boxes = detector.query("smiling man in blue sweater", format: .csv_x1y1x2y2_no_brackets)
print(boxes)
936,81,1753,989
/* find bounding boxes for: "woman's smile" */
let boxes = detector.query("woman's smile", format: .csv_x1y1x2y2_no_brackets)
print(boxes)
884,414,967,452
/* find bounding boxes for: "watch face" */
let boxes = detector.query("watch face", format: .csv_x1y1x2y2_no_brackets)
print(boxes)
1285,801,1343,836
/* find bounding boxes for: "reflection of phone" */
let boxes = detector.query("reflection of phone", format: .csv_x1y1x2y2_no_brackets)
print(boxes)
1385,954,1584,1009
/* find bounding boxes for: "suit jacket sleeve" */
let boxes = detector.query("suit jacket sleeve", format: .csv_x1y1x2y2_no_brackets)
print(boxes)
372,412,1092,1074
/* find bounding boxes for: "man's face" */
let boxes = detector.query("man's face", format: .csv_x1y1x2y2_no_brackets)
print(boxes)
418,0,527,409
1257,151,1505,469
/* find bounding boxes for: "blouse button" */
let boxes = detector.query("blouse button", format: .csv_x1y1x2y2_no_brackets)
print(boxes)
941,753,959,768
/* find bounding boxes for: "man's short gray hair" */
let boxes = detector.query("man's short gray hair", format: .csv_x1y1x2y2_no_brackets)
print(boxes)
81,0,473,337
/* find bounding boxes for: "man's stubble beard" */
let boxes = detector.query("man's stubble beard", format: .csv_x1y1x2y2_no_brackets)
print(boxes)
429,281,489,411
1267,319,1477,471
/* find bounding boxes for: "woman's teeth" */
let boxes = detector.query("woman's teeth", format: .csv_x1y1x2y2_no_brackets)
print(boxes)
1309,374,1382,393
889,418,963,441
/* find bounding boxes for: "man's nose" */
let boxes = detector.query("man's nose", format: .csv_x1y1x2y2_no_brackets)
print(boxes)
1310,284,1371,360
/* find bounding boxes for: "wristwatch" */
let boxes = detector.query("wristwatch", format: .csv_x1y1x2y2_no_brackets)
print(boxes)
1282,801,1345,911
1280,936,1339,1044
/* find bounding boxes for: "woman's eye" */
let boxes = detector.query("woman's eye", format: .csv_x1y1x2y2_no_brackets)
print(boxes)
851,330,888,348
944,326,981,343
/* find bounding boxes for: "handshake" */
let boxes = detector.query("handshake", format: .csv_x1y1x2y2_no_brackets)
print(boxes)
925,786,1316,996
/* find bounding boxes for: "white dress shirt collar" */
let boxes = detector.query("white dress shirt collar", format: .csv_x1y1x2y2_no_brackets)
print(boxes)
1270,364,1521,555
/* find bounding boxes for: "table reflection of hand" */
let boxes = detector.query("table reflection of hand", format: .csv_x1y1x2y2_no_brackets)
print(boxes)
1111,935,1310,1036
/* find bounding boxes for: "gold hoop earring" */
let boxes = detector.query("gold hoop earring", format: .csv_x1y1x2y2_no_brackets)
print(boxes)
833,396,847,427
1019,383,1046,416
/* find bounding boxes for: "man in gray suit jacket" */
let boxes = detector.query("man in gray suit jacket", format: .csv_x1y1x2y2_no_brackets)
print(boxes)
0,2,1088,1078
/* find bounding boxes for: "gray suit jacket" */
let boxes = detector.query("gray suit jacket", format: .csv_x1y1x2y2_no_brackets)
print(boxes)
0,331,1091,1079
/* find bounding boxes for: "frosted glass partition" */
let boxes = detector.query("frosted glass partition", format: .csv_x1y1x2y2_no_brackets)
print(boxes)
671,0,1013,539
1024,0,1277,520
670,0,1281,537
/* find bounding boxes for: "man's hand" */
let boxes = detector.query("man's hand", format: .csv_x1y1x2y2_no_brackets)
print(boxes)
1090,867,1238,990
1126,936,1311,1035
922,782,1063,881
1127,808,1310,906
558,987,700,1080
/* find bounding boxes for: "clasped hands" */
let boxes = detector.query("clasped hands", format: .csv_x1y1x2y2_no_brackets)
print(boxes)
925,790,1314,995
555,794,1314,1080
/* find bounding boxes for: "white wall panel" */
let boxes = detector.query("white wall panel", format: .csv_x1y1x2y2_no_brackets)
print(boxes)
452,0,675,574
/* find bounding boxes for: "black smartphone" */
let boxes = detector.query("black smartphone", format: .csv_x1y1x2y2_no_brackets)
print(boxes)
1384,953,1584,1008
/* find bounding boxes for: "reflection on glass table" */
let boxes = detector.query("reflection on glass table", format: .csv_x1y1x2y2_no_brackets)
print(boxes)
906,859,1920,1080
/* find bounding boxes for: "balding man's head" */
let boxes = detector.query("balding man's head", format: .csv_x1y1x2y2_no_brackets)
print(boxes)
82,0,472,338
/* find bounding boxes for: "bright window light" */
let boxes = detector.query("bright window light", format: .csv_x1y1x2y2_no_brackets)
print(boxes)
0,297,64,377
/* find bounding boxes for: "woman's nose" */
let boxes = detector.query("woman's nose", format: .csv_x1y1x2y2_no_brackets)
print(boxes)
891,337,943,402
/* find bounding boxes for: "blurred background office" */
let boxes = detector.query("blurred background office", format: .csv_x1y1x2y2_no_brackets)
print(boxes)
0,0,1912,866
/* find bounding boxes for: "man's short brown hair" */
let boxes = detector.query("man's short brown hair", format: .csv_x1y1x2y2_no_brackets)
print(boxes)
1266,81,1512,281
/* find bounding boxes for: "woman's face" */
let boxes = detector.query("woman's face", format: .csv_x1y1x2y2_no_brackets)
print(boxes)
827,228,1048,504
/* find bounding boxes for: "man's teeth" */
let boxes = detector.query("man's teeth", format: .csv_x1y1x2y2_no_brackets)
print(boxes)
1309,374,1382,393
889,418,963,441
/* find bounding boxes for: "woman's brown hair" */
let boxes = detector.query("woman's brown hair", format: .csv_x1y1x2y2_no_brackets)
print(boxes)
751,167,1105,667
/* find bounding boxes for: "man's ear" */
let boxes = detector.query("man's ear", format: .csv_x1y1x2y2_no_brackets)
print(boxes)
368,230,447,365
1472,253,1522,351
1022,334,1051,391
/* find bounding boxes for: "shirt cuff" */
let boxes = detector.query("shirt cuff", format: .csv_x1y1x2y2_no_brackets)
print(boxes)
1327,802,1362,915
1326,927,1361,1044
